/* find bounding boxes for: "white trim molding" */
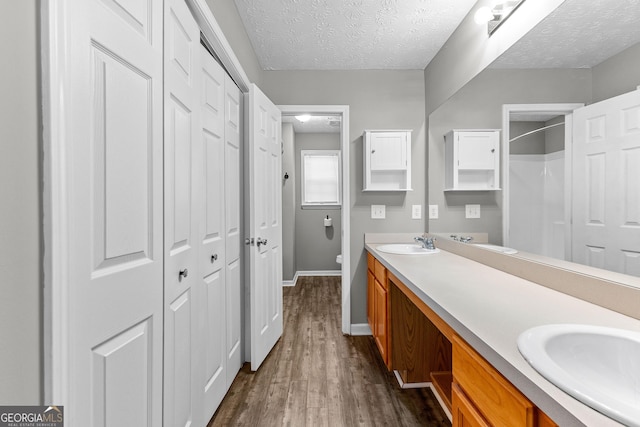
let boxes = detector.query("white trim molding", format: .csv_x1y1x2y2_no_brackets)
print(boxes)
283,270,342,287
41,0,71,406
349,323,372,336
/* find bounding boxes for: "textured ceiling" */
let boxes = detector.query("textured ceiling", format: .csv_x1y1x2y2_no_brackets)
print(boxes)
233,0,477,70
491,0,640,69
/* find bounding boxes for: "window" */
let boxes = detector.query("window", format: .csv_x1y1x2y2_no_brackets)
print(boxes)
301,150,341,207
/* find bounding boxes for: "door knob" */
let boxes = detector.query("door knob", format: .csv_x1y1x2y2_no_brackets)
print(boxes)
211,254,218,263
179,268,188,280
256,238,268,247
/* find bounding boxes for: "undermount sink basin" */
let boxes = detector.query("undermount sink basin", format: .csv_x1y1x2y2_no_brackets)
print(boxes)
376,244,440,255
473,243,518,254
518,324,640,426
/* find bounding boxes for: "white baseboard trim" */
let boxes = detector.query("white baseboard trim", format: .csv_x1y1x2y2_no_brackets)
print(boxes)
297,270,342,277
349,323,372,336
282,270,342,287
391,371,452,422
430,383,453,422
393,370,430,389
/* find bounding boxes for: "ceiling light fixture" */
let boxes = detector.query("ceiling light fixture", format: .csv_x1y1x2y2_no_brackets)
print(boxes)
295,114,311,122
475,0,526,35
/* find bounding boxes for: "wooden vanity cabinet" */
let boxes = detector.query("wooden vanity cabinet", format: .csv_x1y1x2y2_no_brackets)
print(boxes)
366,253,391,368
452,334,557,427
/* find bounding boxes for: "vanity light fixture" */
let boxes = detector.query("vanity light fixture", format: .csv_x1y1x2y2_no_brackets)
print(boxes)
475,0,526,35
295,114,311,122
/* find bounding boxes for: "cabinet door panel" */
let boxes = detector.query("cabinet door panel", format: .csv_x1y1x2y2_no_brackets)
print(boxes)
369,132,408,170
453,335,535,427
457,132,497,170
367,269,375,331
374,279,388,364
452,383,490,427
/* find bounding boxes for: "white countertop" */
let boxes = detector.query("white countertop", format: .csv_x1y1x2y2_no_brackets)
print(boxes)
366,243,640,427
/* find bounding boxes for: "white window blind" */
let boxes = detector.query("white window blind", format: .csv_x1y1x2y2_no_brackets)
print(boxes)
301,150,341,206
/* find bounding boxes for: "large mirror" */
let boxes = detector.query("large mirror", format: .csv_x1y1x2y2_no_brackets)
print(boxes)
428,0,640,279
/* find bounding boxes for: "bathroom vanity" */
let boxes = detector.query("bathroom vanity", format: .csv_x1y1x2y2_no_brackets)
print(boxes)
365,234,640,427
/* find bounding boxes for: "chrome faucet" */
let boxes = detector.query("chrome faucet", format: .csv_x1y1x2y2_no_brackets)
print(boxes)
414,234,436,250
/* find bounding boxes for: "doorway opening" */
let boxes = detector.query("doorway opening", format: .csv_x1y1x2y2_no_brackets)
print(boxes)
278,105,351,335
501,103,583,260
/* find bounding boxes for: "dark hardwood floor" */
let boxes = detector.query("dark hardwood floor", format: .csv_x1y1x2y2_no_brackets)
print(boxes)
208,276,451,427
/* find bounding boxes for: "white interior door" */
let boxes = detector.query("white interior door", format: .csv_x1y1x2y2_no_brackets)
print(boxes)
164,0,202,425
224,73,244,385
572,88,640,276
199,43,228,418
53,0,164,424
246,84,283,370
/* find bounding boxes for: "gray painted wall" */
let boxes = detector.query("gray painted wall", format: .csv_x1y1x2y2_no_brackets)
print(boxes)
204,0,264,86
424,0,566,115
592,42,640,103
261,70,426,324
428,68,592,244
294,133,342,272
510,122,546,155
282,123,296,280
0,1,41,404
545,116,565,154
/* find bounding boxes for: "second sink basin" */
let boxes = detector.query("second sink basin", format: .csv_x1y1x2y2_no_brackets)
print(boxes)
376,244,440,255
518,324,640,427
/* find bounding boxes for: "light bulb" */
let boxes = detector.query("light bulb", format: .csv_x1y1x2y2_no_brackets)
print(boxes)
474,6,494,24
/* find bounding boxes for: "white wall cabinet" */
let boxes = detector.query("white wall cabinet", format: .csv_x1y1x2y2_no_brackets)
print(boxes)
444,130,500,191
363,130,412,191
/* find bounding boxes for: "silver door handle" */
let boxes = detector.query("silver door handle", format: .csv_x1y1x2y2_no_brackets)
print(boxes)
179,268,188,280
211,254,218,263
256,238,268,247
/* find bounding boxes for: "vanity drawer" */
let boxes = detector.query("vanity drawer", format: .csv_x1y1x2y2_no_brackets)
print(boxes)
374,259,387,288
453,334,535,427
367,252,375,272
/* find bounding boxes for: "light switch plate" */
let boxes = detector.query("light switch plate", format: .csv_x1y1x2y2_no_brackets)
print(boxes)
412,204,422,219
465,204,481,219
429,204,438,219
371,204,386,219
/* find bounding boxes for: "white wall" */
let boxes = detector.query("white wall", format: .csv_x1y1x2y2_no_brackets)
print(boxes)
0,0,41,404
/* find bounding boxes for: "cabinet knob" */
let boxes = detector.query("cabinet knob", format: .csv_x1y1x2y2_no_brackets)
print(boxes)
491,148,495,153
371,149,376,154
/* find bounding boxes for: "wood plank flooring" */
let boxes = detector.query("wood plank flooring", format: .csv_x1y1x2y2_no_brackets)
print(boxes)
208,276,451,427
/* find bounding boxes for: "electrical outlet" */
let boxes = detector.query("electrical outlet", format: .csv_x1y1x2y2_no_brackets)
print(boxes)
429,204,439,219
371,204,386,219
411,205,422,219
465,204,481,219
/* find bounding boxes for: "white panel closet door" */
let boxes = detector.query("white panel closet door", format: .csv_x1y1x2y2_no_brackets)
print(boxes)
224,72,243,386
246,84,283,370
163,0,203,425
57,0,164,424
199,43,228,418
572,88,640,276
